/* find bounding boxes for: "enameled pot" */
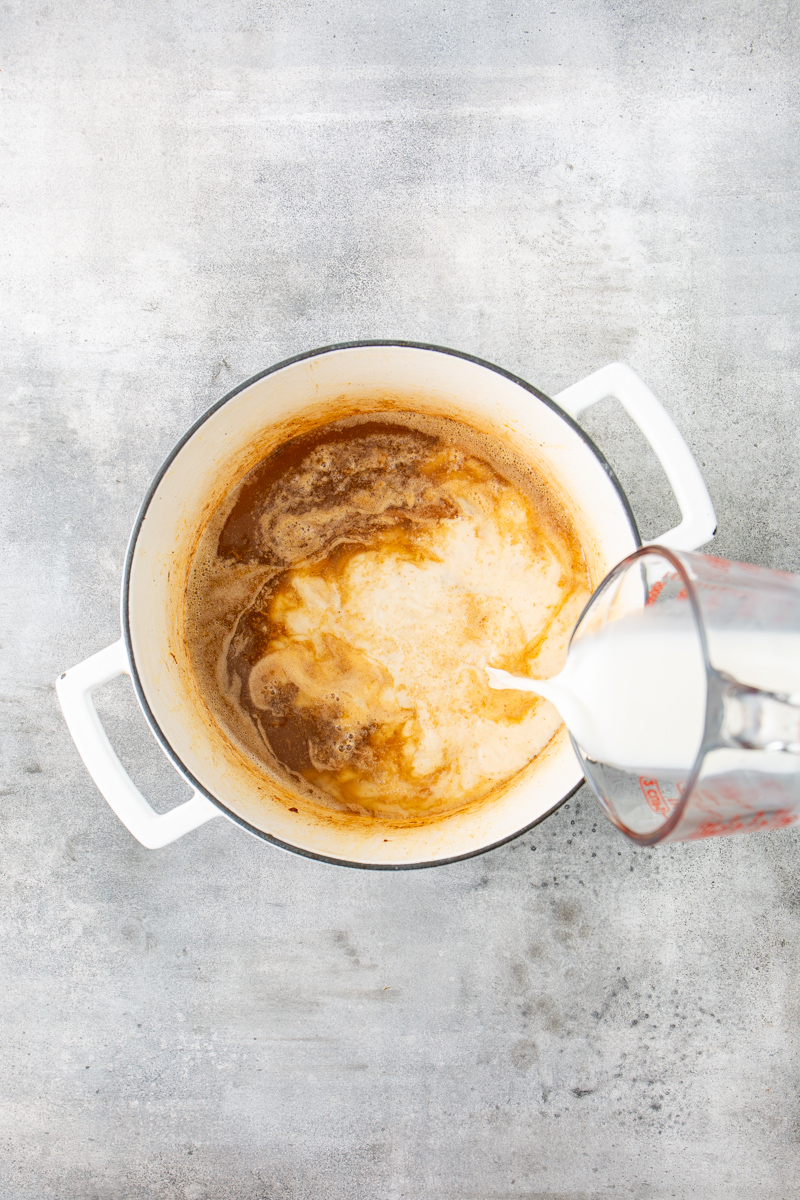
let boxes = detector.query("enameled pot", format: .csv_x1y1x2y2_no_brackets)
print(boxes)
57,342,715,867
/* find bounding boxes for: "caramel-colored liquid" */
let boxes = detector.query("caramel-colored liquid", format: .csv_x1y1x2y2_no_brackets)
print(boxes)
186,412,591,821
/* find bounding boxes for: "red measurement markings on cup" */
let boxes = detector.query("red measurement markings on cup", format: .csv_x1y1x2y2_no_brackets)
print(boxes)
638,777,682,818
645,572,684,606
645,580,666,606
689,809,798,840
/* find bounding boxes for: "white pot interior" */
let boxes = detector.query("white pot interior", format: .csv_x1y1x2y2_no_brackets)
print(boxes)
126,345,638,865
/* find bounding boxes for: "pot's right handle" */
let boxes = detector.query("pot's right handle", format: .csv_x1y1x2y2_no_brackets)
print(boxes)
56,639,222,849
553,362,716,551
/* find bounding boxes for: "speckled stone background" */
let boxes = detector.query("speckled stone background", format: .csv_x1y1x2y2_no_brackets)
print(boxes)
2,2,800,1197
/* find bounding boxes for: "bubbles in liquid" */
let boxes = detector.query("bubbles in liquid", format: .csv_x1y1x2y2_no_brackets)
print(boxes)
186,411,591,821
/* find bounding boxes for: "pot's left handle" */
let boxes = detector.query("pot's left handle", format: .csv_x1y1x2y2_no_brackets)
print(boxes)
56,640,222,849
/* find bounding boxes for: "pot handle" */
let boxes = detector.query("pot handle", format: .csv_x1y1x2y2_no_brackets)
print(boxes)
553,362,716,551
56,639,222,849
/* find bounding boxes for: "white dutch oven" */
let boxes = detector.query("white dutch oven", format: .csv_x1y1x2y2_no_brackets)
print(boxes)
56,343,715,867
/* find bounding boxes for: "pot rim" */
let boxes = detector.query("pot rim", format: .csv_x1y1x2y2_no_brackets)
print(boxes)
121,339,641,869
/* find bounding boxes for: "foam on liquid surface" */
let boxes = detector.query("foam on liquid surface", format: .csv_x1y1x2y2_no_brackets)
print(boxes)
186,413,591,820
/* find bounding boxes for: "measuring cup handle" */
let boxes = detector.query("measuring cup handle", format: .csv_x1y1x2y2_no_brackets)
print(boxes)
554,362,717,552
56,639,222,849
718,677,800,755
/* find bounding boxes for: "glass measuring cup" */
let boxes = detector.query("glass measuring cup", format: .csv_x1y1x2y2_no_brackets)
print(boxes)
570,547,800,844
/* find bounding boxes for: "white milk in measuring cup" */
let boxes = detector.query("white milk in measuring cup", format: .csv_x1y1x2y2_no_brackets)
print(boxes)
487,613,800,778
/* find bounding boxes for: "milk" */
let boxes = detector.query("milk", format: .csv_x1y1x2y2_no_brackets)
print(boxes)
487,613,800,776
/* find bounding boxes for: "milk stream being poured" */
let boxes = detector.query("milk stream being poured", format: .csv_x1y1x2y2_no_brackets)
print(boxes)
487,611,800,777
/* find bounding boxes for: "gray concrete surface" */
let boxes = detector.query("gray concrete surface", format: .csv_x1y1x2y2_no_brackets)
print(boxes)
2,1,800,1196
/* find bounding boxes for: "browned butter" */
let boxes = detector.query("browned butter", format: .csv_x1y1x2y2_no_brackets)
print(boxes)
186,411,591,821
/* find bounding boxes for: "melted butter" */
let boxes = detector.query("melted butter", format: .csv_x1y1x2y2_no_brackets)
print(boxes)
186,413,591,821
